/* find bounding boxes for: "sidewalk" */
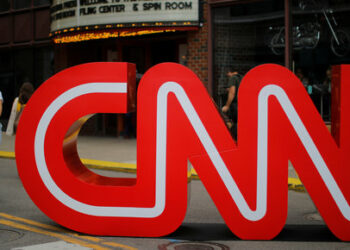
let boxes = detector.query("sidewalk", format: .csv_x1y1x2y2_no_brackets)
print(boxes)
0,132,304,190
0,133,138,173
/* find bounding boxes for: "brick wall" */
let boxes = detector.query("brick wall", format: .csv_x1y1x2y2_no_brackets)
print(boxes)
187,1,209,88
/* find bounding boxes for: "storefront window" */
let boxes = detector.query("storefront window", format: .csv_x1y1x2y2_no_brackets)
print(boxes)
34,0,50,6
213,0,284,108
0,51,14,119
0,0,10,12
213,0,350,121
13,0,31,9
35,46,54,88
0,47,53,119
292,0,350,121
14,49,34,89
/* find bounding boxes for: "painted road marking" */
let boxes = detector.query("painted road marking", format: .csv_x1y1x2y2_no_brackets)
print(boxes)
12,240,92,249
0,213,102,243
0,219,110,250
0,213,137,250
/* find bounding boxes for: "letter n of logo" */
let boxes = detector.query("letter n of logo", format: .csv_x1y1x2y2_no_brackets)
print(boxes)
16,63,350,240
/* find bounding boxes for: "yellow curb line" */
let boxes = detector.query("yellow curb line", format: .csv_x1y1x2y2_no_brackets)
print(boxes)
0,150,137,172
83,158,137,173
288,177,305,192
0,151,15,159
0,150,305,192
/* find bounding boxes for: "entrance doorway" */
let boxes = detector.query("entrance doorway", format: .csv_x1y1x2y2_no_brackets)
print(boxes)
114,39,180,137
68,35,186,136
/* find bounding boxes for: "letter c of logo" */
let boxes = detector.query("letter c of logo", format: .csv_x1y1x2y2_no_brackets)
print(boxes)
15,63,161,236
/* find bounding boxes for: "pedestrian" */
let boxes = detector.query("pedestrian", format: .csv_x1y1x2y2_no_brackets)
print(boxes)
6,82,34,135
295,68,309,87
221,69,242,139
322,67,332,120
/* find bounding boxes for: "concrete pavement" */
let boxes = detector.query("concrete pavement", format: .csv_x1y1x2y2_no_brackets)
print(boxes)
0,132,304,190
0,132,138,172
1,157,343,249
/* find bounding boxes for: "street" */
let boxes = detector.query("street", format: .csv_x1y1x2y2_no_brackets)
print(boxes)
1,152,350,249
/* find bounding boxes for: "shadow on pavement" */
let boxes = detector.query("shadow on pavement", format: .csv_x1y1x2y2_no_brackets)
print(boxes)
276,224,339,242
165,223,340,242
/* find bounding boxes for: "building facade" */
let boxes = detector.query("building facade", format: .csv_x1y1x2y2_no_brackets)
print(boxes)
49,0,206,135
1,0,350,134
209,0,350,122
0,0,52,123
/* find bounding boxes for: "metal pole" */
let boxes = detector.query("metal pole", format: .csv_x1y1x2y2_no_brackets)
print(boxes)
284,0,293,70
208,5,213,96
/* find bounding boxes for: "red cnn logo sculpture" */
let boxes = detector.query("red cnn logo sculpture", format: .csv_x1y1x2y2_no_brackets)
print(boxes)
15,63,350,241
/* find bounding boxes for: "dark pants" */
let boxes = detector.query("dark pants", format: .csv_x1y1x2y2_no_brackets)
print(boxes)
229,103,238,140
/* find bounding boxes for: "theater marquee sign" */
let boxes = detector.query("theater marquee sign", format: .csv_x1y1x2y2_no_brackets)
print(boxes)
51,0,199,32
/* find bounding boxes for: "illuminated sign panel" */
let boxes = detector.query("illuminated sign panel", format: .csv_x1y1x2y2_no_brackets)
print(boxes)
51,0,199,32
15,63,350,241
